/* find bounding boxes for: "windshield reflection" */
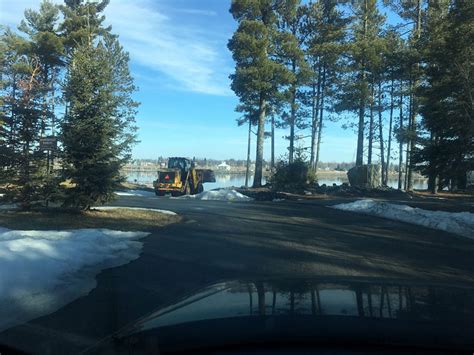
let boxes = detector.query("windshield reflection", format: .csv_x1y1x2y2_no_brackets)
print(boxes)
131,279,474,332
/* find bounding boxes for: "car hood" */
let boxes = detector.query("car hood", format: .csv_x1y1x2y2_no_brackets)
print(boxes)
90,277,474,353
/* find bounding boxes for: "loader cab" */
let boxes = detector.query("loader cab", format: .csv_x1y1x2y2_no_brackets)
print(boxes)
167,157,194,172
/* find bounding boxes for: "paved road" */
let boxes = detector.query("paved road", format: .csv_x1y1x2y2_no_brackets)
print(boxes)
2,196,474,354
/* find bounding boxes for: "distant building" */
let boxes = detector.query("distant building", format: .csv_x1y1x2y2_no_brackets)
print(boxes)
217,161,231,171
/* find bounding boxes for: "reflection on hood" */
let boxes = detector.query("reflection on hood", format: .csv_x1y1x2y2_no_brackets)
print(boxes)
124,278,474,334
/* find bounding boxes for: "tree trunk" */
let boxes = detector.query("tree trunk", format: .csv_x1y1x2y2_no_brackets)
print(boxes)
289,107,295,164
271,114,275,169
386,77,395,185
407,92,415,191
368,83,375,165
356,99,366,166
41,65,48,138
397,81,404,189
377,81,385,184
10,74,17,142
398,87,403,189
310,63,322,170
253,95,266,188
289,61,297,164
356,0,368,167
315,66,326,172
428,133,438,194
407,2,423,191
245,119,252,187
404,84,413,190
50,75,56,174
428,175,438,194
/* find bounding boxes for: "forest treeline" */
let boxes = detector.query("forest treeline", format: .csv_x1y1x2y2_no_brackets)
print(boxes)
0,0,137,210
228,0,473,192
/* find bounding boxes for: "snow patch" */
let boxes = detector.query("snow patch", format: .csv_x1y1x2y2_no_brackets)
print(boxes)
94,206,177,215
175,189,253,201
0,203,18,211
0,227,149,332
115,189,156,197
332,199,474,238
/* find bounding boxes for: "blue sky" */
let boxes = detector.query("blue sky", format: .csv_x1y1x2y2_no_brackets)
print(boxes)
1,0,401,162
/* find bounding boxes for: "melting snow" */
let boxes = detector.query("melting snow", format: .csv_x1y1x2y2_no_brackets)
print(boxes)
0,227,149,332
176,189,253,201
115,190,156,197
332,199,474,239
0,203,18,210
94,206,177,215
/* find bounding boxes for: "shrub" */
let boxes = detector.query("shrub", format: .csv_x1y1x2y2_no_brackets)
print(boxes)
270,160,315,191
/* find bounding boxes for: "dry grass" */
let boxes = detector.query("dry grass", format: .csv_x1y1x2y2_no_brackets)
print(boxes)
0,208,181,231
413,190,474,199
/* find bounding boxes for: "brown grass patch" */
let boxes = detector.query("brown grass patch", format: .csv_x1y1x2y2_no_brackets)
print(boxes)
413,190,474,199
0,207,181,231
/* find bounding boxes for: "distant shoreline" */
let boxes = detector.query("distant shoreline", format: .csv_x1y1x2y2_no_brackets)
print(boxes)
123,168,427,181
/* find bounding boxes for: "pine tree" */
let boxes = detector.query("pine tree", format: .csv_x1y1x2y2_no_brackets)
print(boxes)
304,0,348,172
382,29,404,185
274,0,310,164
415,0,473,191
61,36,138,209
228,0,293,187
384,0,427,190
336,0,385,166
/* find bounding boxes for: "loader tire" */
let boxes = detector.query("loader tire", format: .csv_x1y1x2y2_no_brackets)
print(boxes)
171,191,181,197
155,190,165,196
184,184,191,195
197,183,204,194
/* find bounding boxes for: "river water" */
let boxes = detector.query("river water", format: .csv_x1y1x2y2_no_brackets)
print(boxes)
126,171,428,190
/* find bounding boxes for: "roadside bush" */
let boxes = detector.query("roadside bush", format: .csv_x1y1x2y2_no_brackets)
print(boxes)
270,160,316,192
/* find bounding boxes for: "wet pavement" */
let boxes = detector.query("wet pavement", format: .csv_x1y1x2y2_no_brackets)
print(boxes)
1,195,474,354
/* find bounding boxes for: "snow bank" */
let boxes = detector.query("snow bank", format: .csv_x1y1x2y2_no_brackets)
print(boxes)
94,206,177,215
176,189,253,201
115,189,155,197
0,227,149,332
332,199,474,239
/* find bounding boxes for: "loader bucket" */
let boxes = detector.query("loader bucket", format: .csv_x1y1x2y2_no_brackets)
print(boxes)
196,169,216,183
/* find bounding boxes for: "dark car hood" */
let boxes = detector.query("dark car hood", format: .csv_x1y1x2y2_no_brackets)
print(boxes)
90,277,474,353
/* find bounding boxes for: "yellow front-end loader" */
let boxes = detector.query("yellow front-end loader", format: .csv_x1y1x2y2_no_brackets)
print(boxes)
153,157,215,197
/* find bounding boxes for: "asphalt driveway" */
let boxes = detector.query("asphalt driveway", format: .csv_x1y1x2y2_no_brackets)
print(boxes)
1,196,473,354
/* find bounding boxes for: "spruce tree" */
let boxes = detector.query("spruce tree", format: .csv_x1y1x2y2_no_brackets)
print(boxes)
0,26,49,208
61,36,138,209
